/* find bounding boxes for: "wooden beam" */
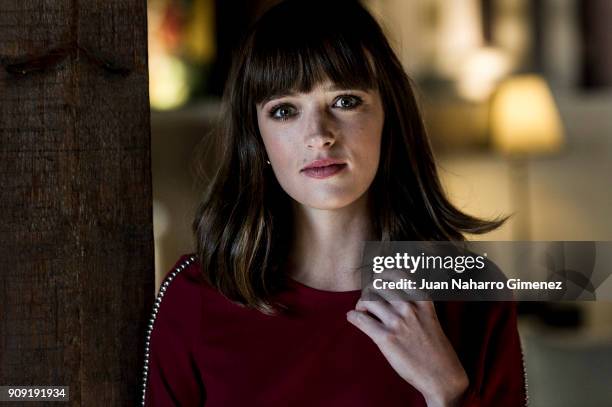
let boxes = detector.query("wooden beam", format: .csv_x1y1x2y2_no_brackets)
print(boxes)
0,1,154,404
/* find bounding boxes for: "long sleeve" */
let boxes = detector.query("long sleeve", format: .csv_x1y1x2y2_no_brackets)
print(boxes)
143,255,205,406
460,301,528,407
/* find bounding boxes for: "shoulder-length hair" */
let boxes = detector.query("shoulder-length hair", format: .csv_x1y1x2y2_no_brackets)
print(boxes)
192,0,508,313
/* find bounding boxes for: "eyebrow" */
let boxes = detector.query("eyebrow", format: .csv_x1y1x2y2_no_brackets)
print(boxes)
259,84,373,107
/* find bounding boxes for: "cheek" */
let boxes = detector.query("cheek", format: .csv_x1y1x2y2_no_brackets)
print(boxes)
263,133,296,169
258,124,301,188
259,118,291,161
348,119,383,172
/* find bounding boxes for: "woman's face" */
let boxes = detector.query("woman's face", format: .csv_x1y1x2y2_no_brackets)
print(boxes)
256,79,384,210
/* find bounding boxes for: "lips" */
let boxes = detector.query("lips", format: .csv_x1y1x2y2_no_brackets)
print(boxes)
302,164,347,179
301,158,346,171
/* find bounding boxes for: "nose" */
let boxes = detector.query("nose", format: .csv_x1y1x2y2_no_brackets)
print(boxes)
304,108,336,149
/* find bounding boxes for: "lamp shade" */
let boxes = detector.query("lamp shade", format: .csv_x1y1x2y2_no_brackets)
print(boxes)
490,75,564,154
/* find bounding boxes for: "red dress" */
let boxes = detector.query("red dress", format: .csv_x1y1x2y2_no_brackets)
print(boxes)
142,254,528,406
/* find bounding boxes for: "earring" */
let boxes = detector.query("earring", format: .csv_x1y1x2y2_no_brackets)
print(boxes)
266,159,271,165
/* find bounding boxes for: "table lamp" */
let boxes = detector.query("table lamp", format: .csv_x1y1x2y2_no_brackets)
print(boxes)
489,74,565,240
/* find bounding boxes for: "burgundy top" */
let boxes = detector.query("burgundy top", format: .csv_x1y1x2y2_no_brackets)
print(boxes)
143,254,527,406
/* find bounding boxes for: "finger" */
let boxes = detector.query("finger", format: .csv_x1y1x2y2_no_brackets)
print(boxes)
372,268,431,302
411,299,435,310
365,281,411,302
411,300,438,319
346,310,388,343
355,296,402,329
369,282,435,319
363,286,415,317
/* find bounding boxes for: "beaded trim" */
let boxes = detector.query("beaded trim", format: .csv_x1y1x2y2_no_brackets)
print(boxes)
521,345,530,406
140,254,197,406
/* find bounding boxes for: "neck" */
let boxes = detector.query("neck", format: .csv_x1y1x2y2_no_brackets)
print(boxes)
286,192,377,291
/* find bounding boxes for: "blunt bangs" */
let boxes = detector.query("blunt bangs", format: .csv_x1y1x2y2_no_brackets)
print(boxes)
243,1,379,105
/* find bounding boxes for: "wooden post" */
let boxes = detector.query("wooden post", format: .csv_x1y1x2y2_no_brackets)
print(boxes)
0,1,153,405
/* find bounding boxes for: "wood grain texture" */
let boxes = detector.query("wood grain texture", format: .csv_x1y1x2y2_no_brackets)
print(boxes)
0,0,154,405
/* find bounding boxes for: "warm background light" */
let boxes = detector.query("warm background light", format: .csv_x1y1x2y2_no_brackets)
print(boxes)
148,0,215,110
149,54,190,110
433,0,483,78
490,75,564,154
457,46,514,102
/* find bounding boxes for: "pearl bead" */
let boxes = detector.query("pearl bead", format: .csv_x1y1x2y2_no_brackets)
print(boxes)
140,255,196,406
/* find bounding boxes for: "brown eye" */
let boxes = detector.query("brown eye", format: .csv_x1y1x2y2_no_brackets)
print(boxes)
270,104,297,120
333,95,363,109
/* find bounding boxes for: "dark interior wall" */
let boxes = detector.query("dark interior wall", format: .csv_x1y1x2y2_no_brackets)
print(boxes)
579,0,612,88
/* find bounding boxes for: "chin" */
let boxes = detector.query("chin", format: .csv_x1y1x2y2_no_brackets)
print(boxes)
298,194,360,210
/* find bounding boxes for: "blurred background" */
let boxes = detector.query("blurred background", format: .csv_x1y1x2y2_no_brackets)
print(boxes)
146,1,612,405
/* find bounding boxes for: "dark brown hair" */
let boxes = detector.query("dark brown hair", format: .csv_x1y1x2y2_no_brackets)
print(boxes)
192,0,507,313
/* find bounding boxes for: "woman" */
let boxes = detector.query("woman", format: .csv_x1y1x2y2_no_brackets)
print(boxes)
142,0,527,406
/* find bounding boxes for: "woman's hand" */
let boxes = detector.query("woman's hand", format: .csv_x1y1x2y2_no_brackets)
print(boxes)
346,286,469,407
